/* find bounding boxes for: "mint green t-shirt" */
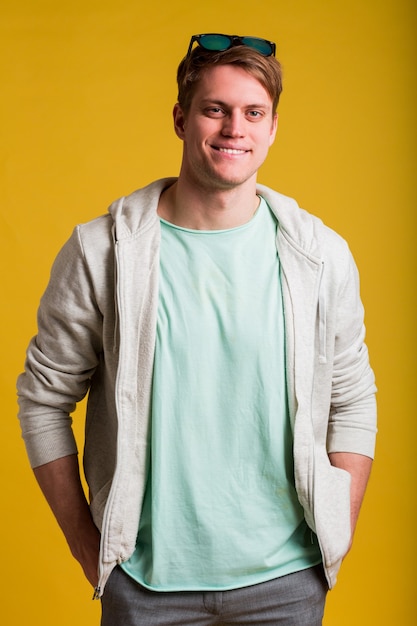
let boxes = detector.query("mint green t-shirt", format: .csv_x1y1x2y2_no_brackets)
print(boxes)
121,198,321,590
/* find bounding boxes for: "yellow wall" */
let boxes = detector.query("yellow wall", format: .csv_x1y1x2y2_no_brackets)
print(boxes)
2,1,415,624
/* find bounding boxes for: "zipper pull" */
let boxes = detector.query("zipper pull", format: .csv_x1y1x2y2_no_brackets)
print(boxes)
92,586,101,601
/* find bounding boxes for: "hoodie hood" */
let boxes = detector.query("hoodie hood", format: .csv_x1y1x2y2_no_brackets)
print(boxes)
108,178,326,263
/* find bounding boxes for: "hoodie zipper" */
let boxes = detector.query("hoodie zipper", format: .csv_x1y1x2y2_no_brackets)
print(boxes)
93,238,124,599
317,261,327,364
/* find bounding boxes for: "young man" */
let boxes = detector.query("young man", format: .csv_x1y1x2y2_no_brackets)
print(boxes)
17,34,377,625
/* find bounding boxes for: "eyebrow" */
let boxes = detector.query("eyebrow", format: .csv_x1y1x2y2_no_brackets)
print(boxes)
199,98,271,110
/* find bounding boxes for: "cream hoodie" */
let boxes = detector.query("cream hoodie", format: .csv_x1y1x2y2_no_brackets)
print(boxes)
17,178,377,596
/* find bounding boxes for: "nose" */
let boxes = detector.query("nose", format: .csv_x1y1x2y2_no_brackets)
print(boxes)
221,111,245,138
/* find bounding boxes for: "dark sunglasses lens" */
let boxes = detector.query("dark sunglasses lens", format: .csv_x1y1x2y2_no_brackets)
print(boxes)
241,37,273,55
199,34,232,51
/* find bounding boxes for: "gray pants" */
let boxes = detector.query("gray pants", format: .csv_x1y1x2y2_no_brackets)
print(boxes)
100,565,328,625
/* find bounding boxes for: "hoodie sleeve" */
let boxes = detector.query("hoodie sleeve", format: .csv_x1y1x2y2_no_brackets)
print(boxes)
327,251,377,458
17,226,104,468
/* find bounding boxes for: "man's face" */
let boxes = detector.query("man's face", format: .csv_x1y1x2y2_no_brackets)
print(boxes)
174,64,278,192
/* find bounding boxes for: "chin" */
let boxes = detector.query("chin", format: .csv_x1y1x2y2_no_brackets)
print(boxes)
206,170,254,190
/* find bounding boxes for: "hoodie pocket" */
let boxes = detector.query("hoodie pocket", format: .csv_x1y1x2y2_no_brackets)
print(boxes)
314,464,352,568
89,479,113,530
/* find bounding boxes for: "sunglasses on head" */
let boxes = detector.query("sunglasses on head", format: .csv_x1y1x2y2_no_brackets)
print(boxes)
187,33,276,58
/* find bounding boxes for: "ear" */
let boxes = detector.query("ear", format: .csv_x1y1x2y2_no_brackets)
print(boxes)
269,112,278,146
173,103,186,140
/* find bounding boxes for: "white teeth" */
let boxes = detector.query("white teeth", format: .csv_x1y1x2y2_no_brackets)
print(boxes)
218,148,246,154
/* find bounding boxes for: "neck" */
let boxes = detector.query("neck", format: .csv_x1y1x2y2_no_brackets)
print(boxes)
157,177,260,230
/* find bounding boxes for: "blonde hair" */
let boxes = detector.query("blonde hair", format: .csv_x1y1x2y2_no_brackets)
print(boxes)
177,46,283,115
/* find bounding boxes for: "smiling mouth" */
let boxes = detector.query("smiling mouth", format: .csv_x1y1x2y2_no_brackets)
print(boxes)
215,147,248,155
